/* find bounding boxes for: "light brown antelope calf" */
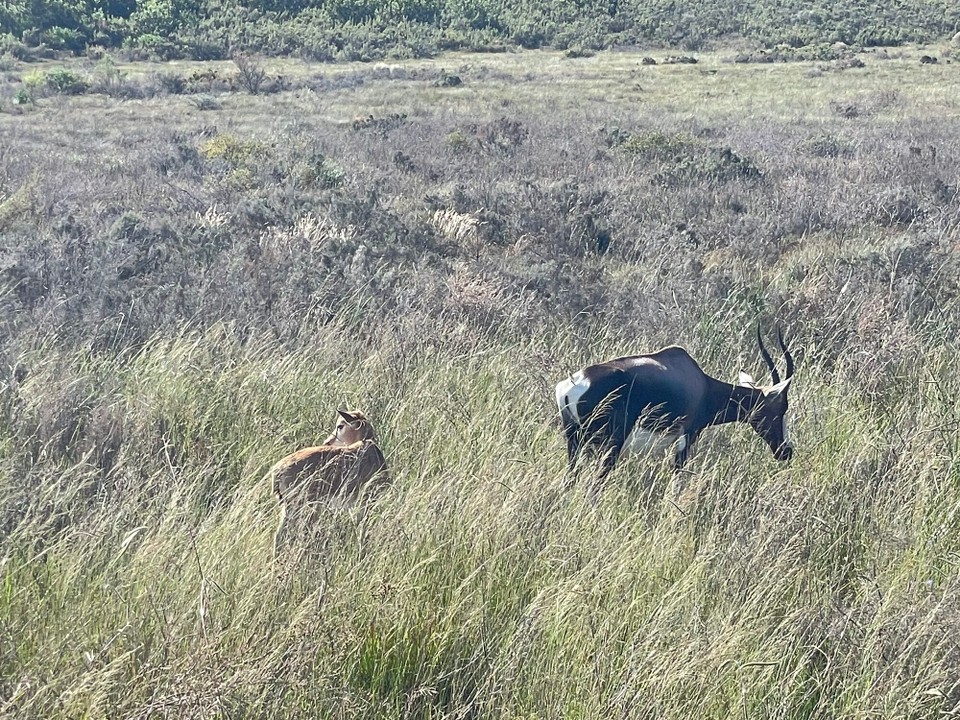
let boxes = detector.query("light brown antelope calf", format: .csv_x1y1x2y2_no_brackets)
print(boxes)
270,409,389,554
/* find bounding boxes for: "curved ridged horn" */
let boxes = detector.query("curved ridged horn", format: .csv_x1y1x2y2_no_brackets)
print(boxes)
777,326,794,379
757,324,780,385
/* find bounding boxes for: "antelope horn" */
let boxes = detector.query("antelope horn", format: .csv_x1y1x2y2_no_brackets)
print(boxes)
757,324,781,385
777,326,794,379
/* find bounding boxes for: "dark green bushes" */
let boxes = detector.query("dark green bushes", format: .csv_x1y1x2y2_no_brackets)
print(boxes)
1,0,955,60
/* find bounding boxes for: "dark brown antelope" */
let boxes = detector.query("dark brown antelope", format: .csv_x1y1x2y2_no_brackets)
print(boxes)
270,409,389,554
555,327,794,482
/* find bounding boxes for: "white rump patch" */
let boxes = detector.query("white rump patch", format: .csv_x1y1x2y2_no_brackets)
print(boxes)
623,427,686,458
555,371,589,423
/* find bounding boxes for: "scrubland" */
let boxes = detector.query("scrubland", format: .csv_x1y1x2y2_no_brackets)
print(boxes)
1,47,960,718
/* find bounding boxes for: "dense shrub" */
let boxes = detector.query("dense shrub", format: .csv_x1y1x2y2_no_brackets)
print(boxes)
15,67,91,100
199,134,269,167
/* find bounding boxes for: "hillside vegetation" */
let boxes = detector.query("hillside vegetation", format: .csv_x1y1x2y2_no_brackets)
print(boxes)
1,49,960,717
1,0,959,60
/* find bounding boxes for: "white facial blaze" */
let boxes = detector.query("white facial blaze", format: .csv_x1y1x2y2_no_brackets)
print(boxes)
555,371,589,423
623,427,686,458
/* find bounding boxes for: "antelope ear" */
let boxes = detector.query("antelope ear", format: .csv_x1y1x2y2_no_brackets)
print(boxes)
337,409,357,423
738,371,757,387
765,376,793,398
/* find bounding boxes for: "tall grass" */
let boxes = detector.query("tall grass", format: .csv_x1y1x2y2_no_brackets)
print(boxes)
2,316,959,717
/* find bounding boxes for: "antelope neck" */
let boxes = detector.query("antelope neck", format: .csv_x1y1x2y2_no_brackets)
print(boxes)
708,379,763,426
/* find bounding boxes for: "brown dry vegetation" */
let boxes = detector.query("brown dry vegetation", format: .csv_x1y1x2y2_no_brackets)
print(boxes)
0,47,959,718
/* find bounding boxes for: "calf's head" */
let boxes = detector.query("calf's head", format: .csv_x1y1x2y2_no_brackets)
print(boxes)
326,409,377,446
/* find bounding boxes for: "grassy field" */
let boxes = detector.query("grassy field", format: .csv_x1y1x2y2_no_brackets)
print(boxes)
1,46,960,718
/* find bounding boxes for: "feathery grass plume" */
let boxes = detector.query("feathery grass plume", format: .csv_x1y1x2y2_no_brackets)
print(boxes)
431,207,484,255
